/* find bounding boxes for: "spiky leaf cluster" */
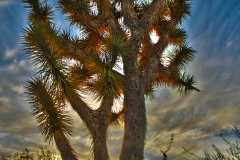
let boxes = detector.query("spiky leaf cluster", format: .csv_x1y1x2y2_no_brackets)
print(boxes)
26,78,73,143
23,0,54,23
131,0,199,97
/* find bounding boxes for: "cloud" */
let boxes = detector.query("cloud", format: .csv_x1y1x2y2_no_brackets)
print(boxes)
143,55,240,158
227,41,232,47
0,1,12,7
4,45,19,59
0,97,9,104
0,79,25,95
11,84,25,94
142,0,240,156
5,59,34,74
0,96,41,155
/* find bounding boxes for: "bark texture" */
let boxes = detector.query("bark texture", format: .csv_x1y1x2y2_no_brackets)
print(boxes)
67,93,112,160
54,130,78,160
120,53,147,160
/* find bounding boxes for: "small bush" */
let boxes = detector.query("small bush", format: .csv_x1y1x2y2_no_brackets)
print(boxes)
184,126,240,160
0,147,61,160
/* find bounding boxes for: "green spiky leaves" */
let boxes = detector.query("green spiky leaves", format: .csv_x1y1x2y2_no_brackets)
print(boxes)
103,35,129,58
22,0,54,23
22,22,80,100
92,68,123,102
22,22,63,76
57,0,99,30
155,71,199,95
169,28,187,45
166,0,191,24
168,43,196,70
26,77,73,143
177,72,200,94
26,78,78,160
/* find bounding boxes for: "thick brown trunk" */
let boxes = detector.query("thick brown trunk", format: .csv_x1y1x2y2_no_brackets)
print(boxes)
120,92,146,160
120,55,147,160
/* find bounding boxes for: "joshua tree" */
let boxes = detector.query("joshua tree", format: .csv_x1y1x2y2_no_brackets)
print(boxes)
22,0,199,159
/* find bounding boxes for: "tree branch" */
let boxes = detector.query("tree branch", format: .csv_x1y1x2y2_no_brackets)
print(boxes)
142,33,169,91
142,38,199,95
121,0,139,30
139,0,165,32
155,65,200,94
96,0,124,34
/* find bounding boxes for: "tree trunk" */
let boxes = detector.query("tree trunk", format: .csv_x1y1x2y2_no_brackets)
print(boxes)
92,127,109,160
90,97,113,160
53,130,78,160
67,94,112,160
120,54,147,160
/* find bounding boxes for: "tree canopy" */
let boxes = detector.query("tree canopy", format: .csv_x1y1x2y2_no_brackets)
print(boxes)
22,0,199,159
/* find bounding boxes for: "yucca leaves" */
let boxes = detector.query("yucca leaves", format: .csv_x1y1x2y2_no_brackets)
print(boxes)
169,28,187,45
57,0,100,31
26,78,78,160
168,44,196,70
155,70,199,95
22,21,80,100
86,36,125,103
23,18,124,109
177,72,200,94
102,35,128,58
59,30,89,61
22,22,63,74
137,0,197,97
92,68,123,101
22,0,54,23
167,0,191,25
151,0,191,38
84,56,123,103
26,78,73,142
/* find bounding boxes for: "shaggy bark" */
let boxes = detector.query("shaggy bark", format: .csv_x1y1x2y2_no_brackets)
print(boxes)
120,53,147,160
91,96,113,160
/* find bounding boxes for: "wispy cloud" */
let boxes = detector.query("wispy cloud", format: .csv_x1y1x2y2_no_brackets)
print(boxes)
0,1,12,7
141,1,240,159
4,45,19,60
4,59,34,74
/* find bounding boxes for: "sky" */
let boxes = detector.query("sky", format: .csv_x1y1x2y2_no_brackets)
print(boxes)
0,0,240,159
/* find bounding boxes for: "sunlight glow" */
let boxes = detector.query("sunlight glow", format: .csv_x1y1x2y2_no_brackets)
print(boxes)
150,30,160,44
161,45,174,66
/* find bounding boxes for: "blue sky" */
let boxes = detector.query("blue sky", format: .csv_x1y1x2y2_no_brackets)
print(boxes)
0,0,240,159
